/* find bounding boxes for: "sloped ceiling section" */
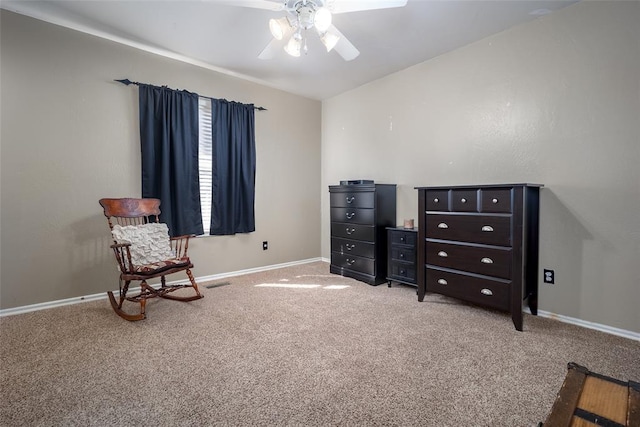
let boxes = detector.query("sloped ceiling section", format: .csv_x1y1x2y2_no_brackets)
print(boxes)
1,0,578,100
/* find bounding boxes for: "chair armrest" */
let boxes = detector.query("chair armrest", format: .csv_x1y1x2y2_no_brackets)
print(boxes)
170,234,196,258
110,242,134,272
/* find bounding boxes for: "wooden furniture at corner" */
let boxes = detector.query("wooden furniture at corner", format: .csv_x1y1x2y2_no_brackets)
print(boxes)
99,198,203,321
415,183,542,331
386,226,418,288
542,362,640,427
329,182,396,285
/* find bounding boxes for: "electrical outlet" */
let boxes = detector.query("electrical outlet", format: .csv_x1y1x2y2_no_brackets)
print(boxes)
544,269,555,284
263,241,268,250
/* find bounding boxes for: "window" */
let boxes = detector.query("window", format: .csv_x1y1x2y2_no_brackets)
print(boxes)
198,97,213,235
139,84,255,237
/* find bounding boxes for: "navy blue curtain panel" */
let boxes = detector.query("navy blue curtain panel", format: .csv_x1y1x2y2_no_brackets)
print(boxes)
139,84,204,237
210,99,256,235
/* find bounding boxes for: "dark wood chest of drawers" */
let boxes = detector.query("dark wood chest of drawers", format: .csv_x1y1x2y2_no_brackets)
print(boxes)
415,184,542,331
329,183,396,285
386,227,418,287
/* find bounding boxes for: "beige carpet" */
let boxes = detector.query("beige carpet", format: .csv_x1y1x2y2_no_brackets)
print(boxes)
1,261,638,426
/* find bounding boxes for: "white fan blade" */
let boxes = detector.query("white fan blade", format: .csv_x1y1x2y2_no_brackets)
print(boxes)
209,0,285,12
258,38,281,59
327,0,407,14
328,24,359,61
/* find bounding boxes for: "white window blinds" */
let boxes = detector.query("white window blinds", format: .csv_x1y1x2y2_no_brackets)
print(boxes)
198,97,213,235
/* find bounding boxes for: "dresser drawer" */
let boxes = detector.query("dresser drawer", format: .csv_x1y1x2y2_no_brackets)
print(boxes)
329,191,375,208
390,245,415,263
389,229,417,246
426,267,510,311
331,207,375,225
331,223,374,241
451,189,478,212
331,252,375,276
425,190,449,211
480,188,512,213
426,240,512,279
389,263,416,283
331,237,375,259
426,214,511,246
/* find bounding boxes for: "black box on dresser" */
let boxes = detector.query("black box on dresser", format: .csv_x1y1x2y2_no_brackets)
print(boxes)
415,183,542,331
329,182,396,285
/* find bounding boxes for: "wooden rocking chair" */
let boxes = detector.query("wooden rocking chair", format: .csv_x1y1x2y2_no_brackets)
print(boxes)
99,198,203,321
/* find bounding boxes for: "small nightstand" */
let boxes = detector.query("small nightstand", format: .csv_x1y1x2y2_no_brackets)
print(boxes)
386,227,418,288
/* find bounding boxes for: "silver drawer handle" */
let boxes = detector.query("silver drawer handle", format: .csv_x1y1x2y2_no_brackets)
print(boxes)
346,258,355,265
437,279,448,285
346,227,355,235
437,223,449,229
438,251,448,257
461,198,467,203
481,288,493,296
346,212,355,219
492,198,498,204
481,257,493,264
481,225,494,232
433,198,439,203
346,244,355,251
346,196,355,204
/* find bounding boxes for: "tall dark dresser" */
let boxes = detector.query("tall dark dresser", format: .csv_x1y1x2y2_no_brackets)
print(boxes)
415,183,542,331
330,181,396,285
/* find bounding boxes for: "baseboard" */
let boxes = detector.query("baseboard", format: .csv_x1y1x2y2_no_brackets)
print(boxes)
0,257,324,318
529,309,639,341
194,257,325,284
0,292,110,317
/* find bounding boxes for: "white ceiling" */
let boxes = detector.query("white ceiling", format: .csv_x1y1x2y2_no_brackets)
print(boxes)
2,0,579,100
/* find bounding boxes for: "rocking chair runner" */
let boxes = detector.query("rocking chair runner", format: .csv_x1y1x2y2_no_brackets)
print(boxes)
99,198,203,321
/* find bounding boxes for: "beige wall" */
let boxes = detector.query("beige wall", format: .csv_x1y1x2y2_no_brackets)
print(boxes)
321,1,640,332
0,10,321,309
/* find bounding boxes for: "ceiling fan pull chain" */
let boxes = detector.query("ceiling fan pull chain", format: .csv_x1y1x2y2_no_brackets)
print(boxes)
303,36,308,55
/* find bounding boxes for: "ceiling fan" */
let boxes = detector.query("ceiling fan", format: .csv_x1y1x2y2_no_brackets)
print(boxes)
214,0,408,61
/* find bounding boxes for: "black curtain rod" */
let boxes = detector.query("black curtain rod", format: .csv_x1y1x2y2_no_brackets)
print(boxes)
115,78,267,111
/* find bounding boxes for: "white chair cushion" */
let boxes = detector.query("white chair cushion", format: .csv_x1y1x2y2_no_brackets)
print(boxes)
111,223,175,266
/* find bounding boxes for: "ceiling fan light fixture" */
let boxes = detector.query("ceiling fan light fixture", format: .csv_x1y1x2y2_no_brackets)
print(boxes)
269,16,290,40
320,31,340,52
250,0,407,60
313,7,332,33
284,32,302,57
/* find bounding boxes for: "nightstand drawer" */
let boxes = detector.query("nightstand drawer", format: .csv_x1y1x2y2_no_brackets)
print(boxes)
426,213,511,246
388,263,416,284
390,246,415,263
331,252,375,276
426,240,512,279
331,237,374,259
331,207,375,225
330,191,375,208
426,267,510,311
390,230,417,246
331,223,374,241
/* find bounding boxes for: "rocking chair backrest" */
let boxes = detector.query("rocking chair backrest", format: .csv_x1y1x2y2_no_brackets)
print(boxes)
99,198,161,232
